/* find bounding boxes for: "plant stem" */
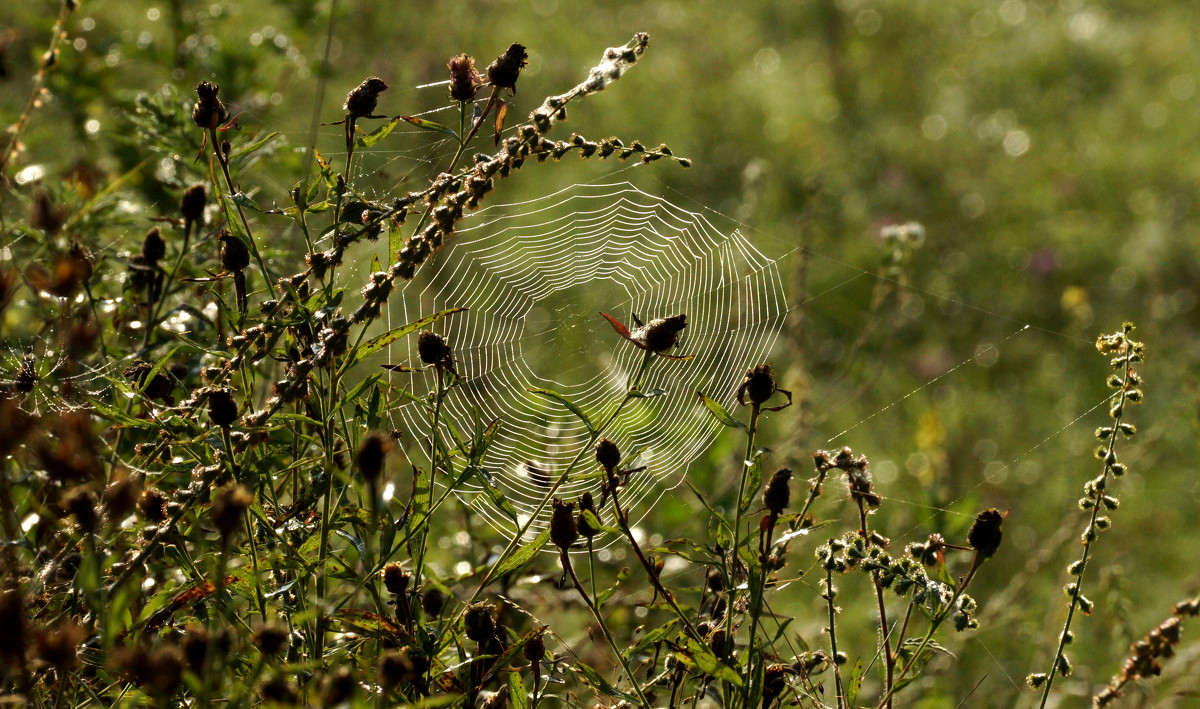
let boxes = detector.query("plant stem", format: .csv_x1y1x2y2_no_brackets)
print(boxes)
826,566,846,709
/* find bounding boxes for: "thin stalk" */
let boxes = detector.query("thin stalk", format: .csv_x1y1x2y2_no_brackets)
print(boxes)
0,1,72,174
412,365,446,589
857,499,895,707
206,125,278,299
724,401,761,702
561,549,654,709
314,367,342,662
826,567,846,709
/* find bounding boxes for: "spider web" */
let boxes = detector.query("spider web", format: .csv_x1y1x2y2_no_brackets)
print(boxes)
388,181,787,539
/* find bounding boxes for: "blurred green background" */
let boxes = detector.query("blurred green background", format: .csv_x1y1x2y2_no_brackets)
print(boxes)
5,0,1200,704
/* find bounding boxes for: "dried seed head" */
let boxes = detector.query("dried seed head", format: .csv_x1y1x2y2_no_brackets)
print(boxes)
464,601,496,643
594,438,621,472
417,330,452,367
344,77,388,118
252,623,288,657
192,81,228,129
741,364,776,405
211,483,253,539
487,43,528,93
762,467,792,515
322,667,356,705
421,587,446,618
448,54,482,102
0,590,26,672
550,498,578,550
103,472,141,521
141,227,166,264
139,488,168,522
260,675,299,704
32,621,85,671
523,627,546,664
207,387,238,428
219,231,250,272
180,184,207,225
641,314,687,352
356,431,391,484
762,663,788,704
967,508,1005,559
63,486,98,532
382,563,410,596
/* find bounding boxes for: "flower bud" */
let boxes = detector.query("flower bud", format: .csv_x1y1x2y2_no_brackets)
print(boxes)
741,363,776,405
356,431,390,484
642,314,686,352
211,483,253,540
192,81,228,130
207,387,239,427
448,54,481,102
967,508,1005,559
219,231,250,272
463,601,496,643
594,438,621,472
417,330,452,367
141,228,166,265
180,184,207,225
762,467,792,515
550,498,578,550
382,563,410,596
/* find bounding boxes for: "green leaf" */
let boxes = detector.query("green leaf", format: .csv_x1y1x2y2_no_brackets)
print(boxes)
228,131,279,161
629,388,668,399
355,116,403,148
231,192,263,212
528,387,594,432
508,670,529,709
492,528,551,578
573,659,643,705
272,412,322,428
846,658,864,707
345,307,466,368
389,218,404,261
401,115,458,137
675,638,743,685
623,618,679,661
468,465,521,524
696,391,747,430
740,457,763,514
596,566,631,606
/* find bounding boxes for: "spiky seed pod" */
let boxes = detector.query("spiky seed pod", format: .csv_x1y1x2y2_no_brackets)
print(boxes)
180,184,207,225
382,563,410,596
417,330,452,367
448,54,481,102
141,228,166,264
967,508,1005,559
139,488,168,522
487,43,528,93
192,81,228,129
595,438,621,472
762,467,792,515
211,483,253,540
207,387,238,427
344,77,388,118
550,498,578,550
642,314,686,352
356,431,390,484
463,602,496,643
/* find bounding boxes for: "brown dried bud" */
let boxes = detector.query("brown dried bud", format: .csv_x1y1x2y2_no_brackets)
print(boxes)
207,387,238,427
741,363,776,406
32,621,85,671
463,601,496,643
382,563,410,596
141,228,166,264
192,81,228,130
252,622,289,656
63,486,98,532
595,438,621,472
139,488,168,522
421,588,446,618
487,43,528,94
417,330,452,367
523,627,546,664
642,314,686,352
322,667,356,705
762,663,788,705
180,184,207,225
0,590,26,672
448,54,481,102
219,231,250,272
550,498,578,550
356,431,390,484
967,508,1005,559
103,472,141,521
211,483,253,539
762,467,792,515
344,77,388,119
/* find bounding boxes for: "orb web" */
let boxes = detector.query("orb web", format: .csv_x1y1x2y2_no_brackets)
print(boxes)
389,181,786,539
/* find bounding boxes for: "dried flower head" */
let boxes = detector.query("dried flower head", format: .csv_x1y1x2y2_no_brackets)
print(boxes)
464,601,496,643
595,438,621,472
641,314,687,352
207,387,239,428
762,467,792,515
356,431,391,484
219,231,250,272
550,497,578,550
382,563,410,596
192,81,228,130
344,77,388,119
417,330,453,368
252,623,289,657
141,227,166,264
211,483,253,540
180,183,207,225
448,54,482,102
967,508,1005,559
487,43,528,94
